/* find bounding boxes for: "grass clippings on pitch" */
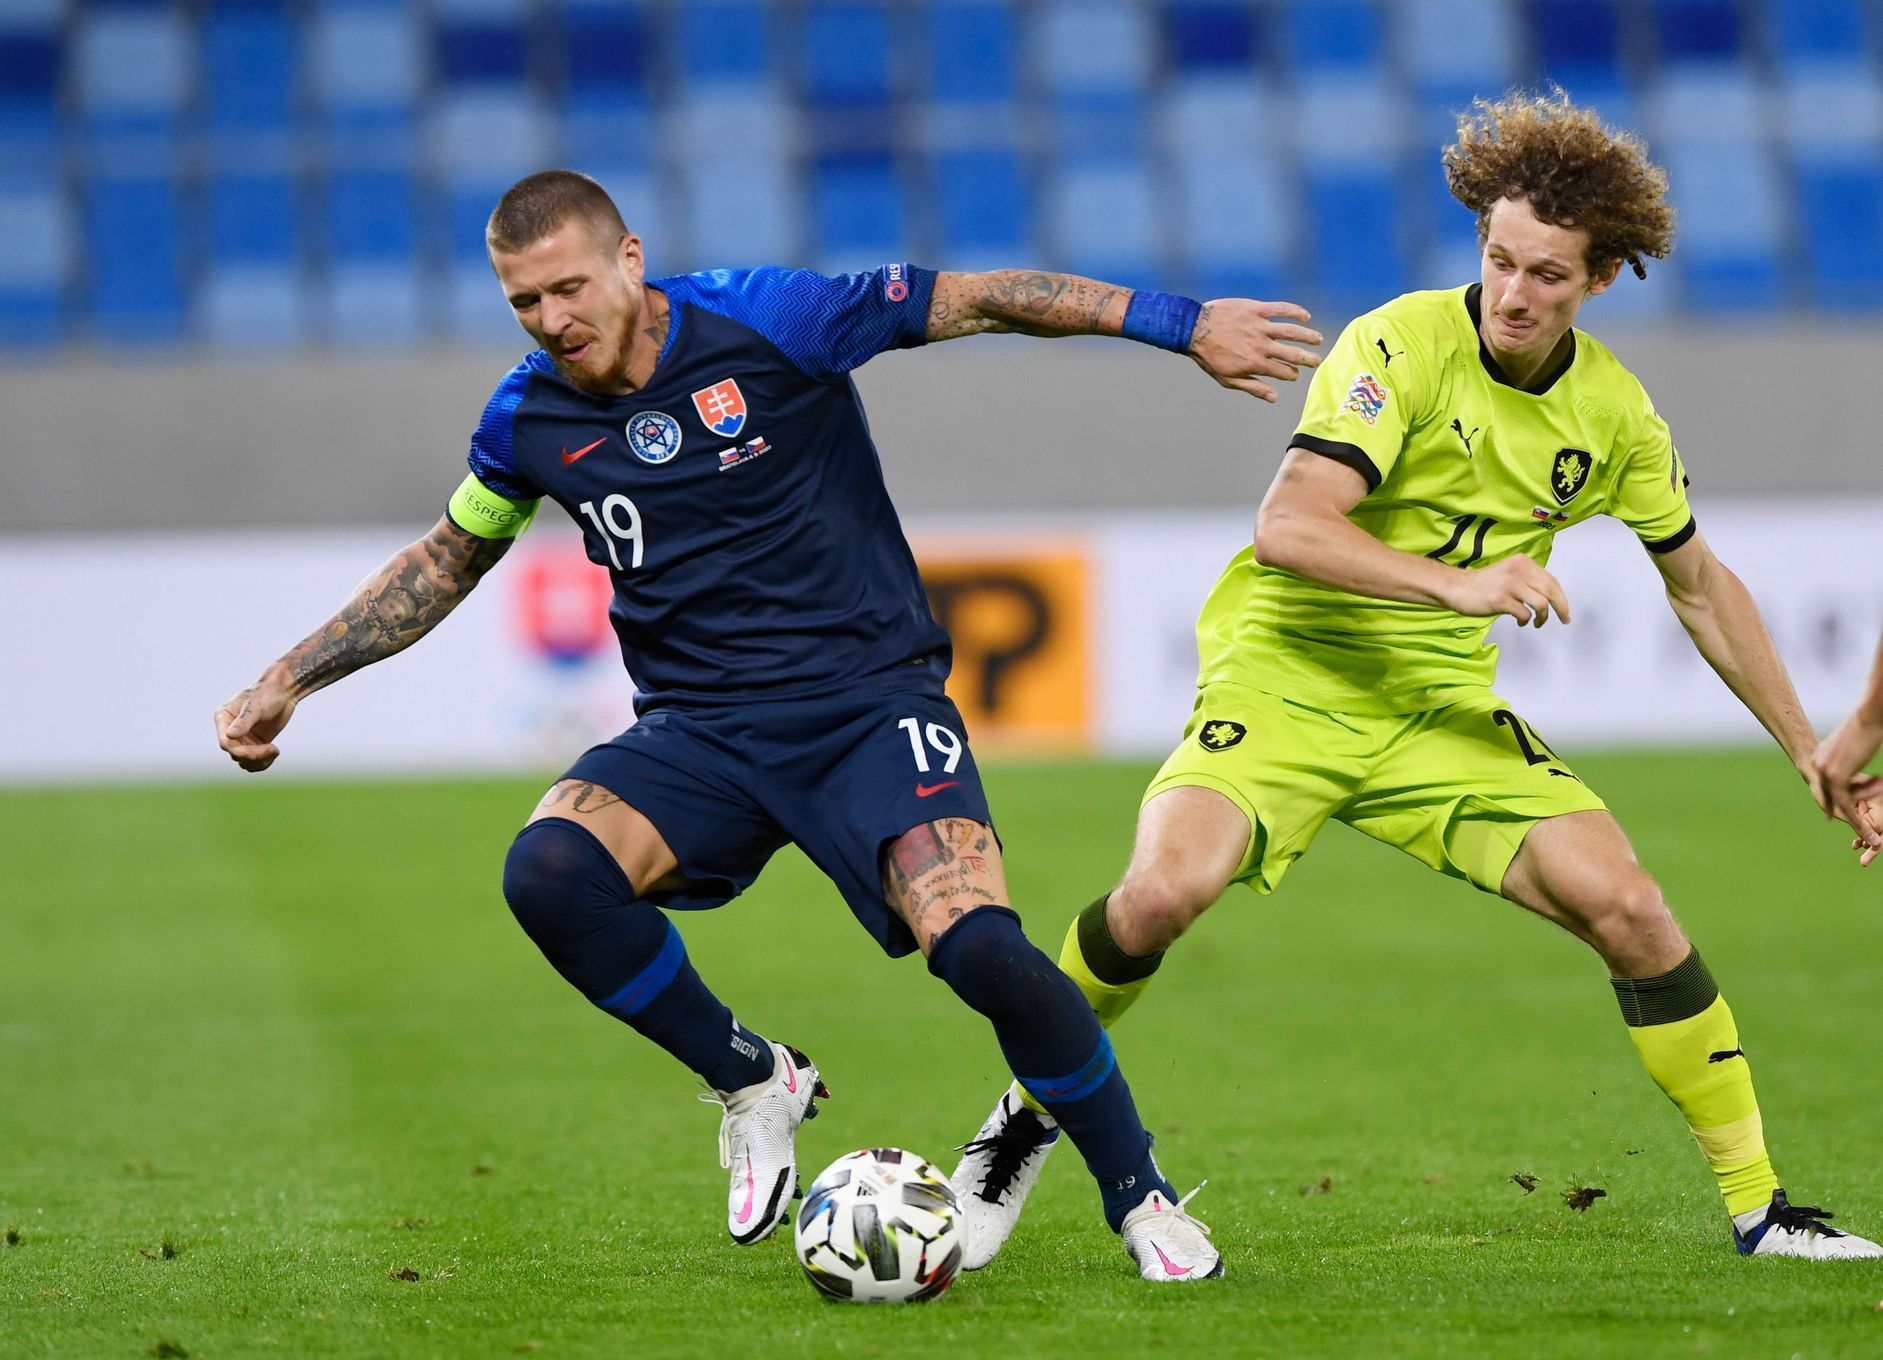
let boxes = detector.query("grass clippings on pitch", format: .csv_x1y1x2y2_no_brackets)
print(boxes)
2,751,1881,1358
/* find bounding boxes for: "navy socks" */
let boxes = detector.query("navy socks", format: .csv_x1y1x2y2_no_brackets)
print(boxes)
502,817,773,1093
927,907,1174,1228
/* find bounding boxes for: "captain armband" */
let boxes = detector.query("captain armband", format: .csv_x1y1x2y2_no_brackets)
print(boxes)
447,473,540,540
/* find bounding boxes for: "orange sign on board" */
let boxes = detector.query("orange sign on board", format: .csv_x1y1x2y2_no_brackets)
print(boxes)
912,540,1092,754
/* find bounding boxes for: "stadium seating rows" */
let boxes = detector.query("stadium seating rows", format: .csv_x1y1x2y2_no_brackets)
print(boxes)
3,0,1881,350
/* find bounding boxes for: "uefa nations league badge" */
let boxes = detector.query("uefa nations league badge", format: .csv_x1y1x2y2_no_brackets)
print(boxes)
627,411,683,464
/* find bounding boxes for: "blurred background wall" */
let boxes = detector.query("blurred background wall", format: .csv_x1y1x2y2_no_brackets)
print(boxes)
4,0,1881,777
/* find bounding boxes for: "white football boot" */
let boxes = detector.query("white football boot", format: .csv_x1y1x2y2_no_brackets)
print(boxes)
698,1041,828,1245
949,1083,1061,1269
1732,1189,1883,1259
1120,1182,1225,1282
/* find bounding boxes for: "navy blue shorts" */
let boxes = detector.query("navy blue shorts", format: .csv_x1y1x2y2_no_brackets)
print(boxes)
561,680,995,958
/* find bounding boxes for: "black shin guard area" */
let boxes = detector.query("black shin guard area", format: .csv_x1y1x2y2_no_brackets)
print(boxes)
1076,894,1165,985
1610,947,1720,1027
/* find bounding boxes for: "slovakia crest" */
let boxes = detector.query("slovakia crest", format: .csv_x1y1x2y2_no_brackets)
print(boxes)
627,410,683,464
691,379,748,439
1342,372,1388,427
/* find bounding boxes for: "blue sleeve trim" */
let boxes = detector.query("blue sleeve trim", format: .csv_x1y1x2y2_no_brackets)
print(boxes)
663,264,936,382
467,354,550,501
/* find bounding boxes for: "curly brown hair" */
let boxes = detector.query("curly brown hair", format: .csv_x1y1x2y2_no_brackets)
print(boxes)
1444,89,1674,279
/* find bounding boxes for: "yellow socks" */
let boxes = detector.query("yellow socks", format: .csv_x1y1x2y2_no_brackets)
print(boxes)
1612,948,1778,1217
1017,896,1163,1115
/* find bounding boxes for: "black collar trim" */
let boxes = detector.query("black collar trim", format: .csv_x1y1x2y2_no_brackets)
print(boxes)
1464,283,1576,395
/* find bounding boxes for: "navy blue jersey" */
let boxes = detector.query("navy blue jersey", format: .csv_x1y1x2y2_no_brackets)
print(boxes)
457,264,951,710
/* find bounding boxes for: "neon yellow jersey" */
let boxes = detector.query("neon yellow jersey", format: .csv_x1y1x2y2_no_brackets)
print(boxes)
1199,284,1694,715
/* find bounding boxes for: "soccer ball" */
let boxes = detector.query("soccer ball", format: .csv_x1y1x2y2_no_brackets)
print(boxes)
793,1148,963,1303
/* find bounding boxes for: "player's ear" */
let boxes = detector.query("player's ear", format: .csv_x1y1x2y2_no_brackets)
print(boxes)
1586,258,1622,297
617,231,644,280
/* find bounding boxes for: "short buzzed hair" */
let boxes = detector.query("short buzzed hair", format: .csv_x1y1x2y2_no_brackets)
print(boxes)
486,170,628,255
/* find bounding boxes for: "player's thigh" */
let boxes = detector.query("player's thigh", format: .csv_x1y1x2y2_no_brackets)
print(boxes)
1501,808,1687,969
537,716,788,905
1341,693,1608,895
1139,681,1362,899
763,685,1007,957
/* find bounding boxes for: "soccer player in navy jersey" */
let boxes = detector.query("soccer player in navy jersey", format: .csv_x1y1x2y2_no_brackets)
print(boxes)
214,170,1321,1281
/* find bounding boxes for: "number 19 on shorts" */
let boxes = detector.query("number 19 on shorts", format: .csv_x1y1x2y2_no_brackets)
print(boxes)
898,717,963,774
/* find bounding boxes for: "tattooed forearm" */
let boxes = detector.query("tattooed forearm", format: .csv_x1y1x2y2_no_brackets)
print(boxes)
925,270,1130,342
281,516,512,696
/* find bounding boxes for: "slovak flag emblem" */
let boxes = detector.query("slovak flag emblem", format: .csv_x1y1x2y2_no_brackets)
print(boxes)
691,379,748,438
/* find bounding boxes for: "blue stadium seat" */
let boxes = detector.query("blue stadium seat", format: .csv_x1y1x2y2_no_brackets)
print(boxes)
923,1,1019,103
209,173,299,265
1294,77,1405,168
682,158,800,266
308,3,424,112
1647,68,1765,148
1051,91,1148,162
0,10,60,193
0,286,63,348
811,154,906,273
1174,151,1292,302
1303,168,1412,311
198,266,311,348
328,263,424,344
1403,0,1518,86
1796,163,1883,309
586,166,669,256
1037,0,1152,93
1049,160,1159,286
678,0,777,84
669,90,796,163
1161,76,1276,156
1280,0,1386,74
1664,146,1785,310
1164,1,1261,73
932,146,1030,261
805,3,896,155
436,14,529,86
561,2,650,130
1776,63,1882,154
1769,0,1871,63
445,179,512,263
428,90,553,181
449,263,524,342
75,9,190,119
1653,0,1744,65
84,176,187,341
563,90,657,171
1533,0,1626,85
0,189,66,294
327,168,419,264
203,7,294,132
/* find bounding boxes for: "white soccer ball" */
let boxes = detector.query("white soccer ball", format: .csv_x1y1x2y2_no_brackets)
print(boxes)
793,1147,963,1303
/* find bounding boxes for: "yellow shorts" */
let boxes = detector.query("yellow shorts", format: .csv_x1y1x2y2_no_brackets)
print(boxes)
1146,680,1608,897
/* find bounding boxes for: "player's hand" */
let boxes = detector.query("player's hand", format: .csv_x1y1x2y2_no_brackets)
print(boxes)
1187,299,1323,404
1442,556,1571,628
1845,796,1883,867
215,668,298,772
1805,709,1883,819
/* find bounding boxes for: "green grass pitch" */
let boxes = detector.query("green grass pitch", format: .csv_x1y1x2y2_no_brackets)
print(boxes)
3,750,1881,1359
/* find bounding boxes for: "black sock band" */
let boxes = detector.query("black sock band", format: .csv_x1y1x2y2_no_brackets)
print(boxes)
1076,895,1164,986
1610,947,1719,1027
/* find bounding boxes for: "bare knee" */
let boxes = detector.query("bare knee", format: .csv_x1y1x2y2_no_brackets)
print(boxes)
1578,872,1688,976
1110,868,1219,956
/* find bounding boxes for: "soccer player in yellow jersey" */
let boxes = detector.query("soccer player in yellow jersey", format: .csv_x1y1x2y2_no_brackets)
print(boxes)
951,91,1883,1269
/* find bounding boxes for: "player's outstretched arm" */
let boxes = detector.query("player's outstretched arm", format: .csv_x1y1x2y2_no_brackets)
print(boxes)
214,514,513,772
1652,532,1882,859
923,270,1322,403
1807,629,1883,854
1253,450,1572,626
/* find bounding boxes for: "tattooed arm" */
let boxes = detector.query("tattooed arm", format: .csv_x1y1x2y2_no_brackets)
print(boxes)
923,270,1324,403
214,514,513,771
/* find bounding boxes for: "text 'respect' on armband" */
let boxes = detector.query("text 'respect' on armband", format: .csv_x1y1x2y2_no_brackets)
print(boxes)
448,473,540,540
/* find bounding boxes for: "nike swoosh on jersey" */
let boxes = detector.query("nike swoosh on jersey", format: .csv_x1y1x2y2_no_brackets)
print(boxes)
562,436,607,464
915,781,961,798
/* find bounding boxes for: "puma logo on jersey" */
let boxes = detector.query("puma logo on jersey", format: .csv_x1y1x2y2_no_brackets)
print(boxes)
1375,337,1404,367
1450,419,1480,457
